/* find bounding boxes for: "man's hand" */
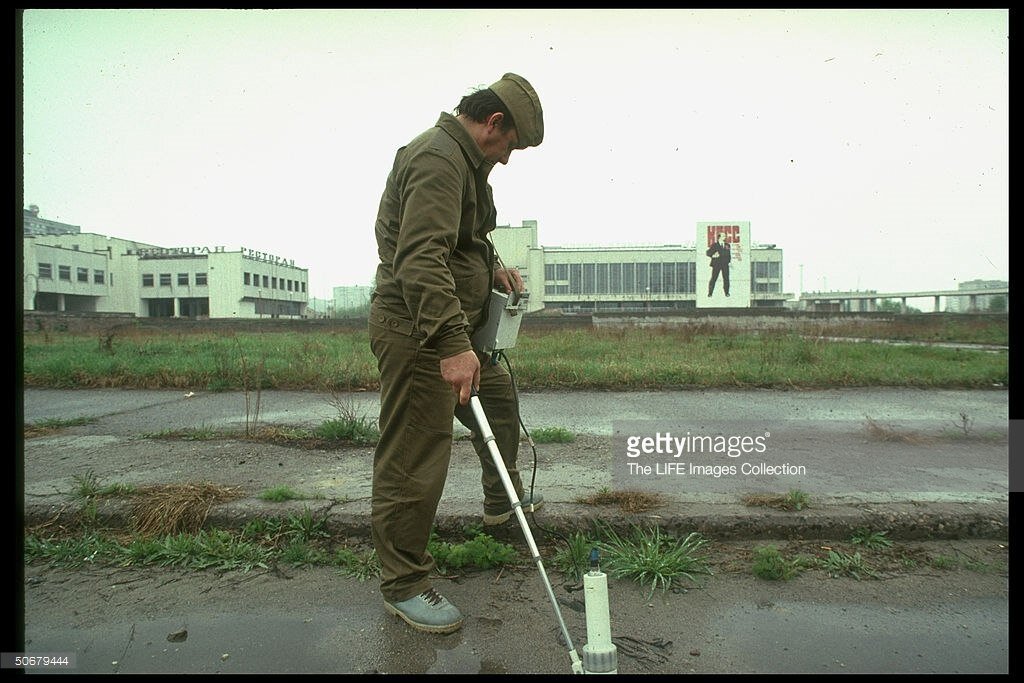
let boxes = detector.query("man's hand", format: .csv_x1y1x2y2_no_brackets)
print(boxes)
494,267,525,294
440,349,481,405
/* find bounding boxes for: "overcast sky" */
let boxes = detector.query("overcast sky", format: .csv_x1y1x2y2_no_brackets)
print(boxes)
20,8,1008,300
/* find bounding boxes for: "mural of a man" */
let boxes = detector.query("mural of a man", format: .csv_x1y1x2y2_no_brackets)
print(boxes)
706,232,731,297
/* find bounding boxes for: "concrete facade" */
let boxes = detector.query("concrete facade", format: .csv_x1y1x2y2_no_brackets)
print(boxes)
23,231,309,319
490,220,790,313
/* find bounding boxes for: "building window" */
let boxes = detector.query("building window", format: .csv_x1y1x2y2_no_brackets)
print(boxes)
676,263,695,294
582,263,595,294
622,263,635,294
177,273,189,286
94,270,105,284
195,272,207,286
262,275,269,288
38,263,52,279
649,263,662,294
595,263,608,294
59,265,71,281
569,264,582,294
635,263,648,294
271,277,277,289
77,267,89,283
244,272,251,286
754,261,781,279
301,282,306,293
556,263,568,281
609,263,622,293
662,262,675,293
143,274,154,287
545,264,555,281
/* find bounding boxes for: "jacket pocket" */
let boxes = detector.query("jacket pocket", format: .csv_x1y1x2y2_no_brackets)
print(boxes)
452,270,490,330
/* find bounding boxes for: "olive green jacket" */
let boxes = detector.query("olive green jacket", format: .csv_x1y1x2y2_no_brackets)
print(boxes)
370,112,497,359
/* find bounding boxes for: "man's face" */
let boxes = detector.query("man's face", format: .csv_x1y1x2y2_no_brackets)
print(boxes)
489,127,519,165
481,115,521,166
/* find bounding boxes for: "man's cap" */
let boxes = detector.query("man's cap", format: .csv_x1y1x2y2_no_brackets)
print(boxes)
488,72,544,148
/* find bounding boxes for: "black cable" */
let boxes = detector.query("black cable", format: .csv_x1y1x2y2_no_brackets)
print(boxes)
496,349,577,556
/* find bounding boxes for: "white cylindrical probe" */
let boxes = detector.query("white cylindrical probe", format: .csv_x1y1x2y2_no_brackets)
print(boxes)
582,550,618,674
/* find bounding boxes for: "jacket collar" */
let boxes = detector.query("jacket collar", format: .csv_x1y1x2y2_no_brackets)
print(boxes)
436,112,487,171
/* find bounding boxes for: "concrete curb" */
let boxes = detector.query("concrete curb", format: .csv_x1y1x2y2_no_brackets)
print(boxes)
23,497,1009,543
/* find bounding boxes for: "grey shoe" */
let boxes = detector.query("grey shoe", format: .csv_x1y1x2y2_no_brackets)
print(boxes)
483,493,545,525
384,587,463,634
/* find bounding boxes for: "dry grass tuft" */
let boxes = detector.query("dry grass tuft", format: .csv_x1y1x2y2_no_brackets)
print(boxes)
576,488,667,514
24,425,56,439
740,493,790,509
863,417,932,444
128,483,242,536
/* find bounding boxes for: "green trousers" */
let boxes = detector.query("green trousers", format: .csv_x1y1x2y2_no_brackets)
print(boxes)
369,320,524,603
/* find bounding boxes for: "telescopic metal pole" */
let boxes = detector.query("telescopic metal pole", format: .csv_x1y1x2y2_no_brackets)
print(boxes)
468,391,584,674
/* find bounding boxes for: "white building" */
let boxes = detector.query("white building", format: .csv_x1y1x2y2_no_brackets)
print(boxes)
490,220,790,312
23,228,309,319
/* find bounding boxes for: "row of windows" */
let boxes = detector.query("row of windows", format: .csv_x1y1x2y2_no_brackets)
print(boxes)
545,262,699,295
243,272,306,293
143,272,207,287
543,261,783,296
38,262,106,285
753,261,782,279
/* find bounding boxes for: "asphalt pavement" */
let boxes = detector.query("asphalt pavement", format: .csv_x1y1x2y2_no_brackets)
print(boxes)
20,387,1009,541
18,387,1010,674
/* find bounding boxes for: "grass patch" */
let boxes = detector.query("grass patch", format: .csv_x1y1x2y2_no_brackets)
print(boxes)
259,486,305,502
576,487,667,514
21,323,1007,391
818,549,876,580
427,530,519,572
927,550,1006,574
333,547,382,581
24,416,98,438
142,419,380,449
741,489,811,511
850,528,894,550
237,510,329,546
313,417,380,445
144,425,223,441
530,426,576,444
595,524,712,599
552,530,598,583
26,529,274,572
751,545,812,581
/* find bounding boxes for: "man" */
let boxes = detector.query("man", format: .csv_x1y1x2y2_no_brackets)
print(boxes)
706,232,731,297
367,73,545,634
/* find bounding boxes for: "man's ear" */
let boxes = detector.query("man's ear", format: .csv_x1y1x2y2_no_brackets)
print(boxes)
486,112,505,130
